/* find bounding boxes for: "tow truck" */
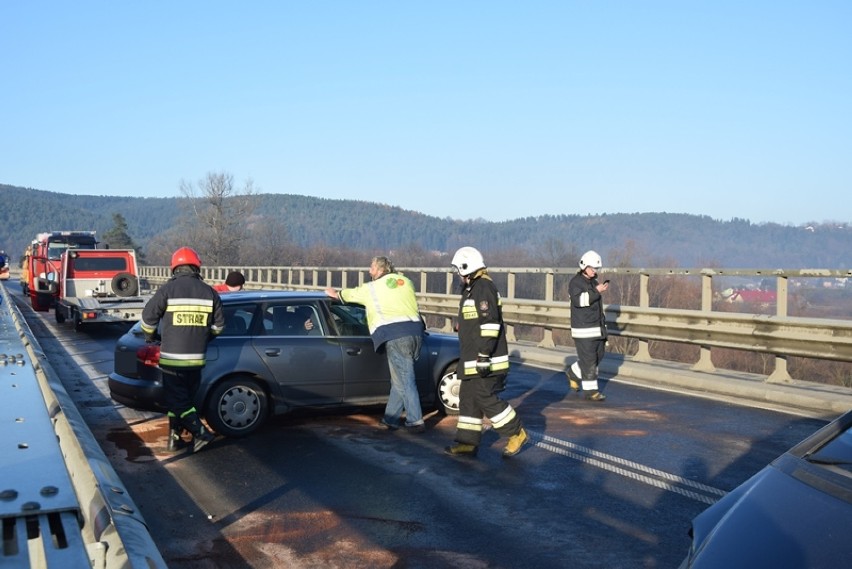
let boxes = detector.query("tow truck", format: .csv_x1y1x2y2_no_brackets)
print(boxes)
54,248,152,330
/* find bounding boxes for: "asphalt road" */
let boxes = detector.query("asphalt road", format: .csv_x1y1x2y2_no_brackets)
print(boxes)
10,285,829,569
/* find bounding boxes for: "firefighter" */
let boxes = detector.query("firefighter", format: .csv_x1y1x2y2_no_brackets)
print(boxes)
445,246,528,458
565,250,608,401
141,247,225,452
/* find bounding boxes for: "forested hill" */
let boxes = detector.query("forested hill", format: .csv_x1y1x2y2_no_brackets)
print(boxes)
1,183,849,269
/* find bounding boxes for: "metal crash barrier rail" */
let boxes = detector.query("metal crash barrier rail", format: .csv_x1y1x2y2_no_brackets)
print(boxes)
0,283,166,568
140,265,852,384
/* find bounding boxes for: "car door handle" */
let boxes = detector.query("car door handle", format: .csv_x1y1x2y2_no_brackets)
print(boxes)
346,348,362,356
265,348,281,357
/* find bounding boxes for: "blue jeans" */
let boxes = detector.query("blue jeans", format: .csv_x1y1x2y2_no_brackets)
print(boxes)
383,335,423,427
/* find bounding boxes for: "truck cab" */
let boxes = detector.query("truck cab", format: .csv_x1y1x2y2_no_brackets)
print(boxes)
27,231,98,311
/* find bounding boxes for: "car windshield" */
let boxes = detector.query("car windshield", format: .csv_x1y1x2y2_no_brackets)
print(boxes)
805,425,852,471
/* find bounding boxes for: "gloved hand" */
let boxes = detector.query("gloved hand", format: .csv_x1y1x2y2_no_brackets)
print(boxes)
476,355,491,377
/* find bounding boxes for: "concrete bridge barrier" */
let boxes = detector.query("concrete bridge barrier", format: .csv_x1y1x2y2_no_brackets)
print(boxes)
0,282,166,568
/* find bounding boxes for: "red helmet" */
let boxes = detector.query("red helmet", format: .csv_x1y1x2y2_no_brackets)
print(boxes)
170,247,202,272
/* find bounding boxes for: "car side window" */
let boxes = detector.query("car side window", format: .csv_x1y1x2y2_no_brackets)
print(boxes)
263,304,323,336
221,304,254,336
328,304,371,337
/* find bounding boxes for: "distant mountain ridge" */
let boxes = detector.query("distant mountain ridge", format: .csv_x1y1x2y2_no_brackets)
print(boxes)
1,183,849,268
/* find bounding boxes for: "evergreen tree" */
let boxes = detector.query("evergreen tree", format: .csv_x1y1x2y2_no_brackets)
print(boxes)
101,213,145,262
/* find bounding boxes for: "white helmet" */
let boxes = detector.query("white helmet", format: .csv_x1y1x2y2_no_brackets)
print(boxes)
579,250,603,270
451,246,486,276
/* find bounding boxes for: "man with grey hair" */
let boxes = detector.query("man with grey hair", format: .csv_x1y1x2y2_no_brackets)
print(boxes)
325,256,427,433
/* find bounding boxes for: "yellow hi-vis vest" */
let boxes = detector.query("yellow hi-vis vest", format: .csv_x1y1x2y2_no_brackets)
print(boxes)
339,272,422,341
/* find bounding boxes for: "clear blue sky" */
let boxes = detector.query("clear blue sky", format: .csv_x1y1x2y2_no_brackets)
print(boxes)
2,2,850,225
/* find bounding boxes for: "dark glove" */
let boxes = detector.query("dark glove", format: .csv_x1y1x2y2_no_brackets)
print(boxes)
476,355,491,377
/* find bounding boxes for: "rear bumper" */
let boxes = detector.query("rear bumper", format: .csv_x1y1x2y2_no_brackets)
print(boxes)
108,372,165,411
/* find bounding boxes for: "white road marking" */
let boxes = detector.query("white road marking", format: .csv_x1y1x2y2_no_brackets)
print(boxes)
528,430,727,505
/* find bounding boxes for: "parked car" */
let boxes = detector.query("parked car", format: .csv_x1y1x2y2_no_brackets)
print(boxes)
109,291,461,437
679,408,852,568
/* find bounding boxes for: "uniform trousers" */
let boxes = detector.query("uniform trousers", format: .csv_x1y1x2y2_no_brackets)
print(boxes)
454,373,522,446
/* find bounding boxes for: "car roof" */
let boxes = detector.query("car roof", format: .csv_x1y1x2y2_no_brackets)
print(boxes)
218,290,329,304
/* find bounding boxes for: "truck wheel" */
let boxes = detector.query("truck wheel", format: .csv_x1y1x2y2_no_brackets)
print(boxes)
112,272,139,297
55,309,66,324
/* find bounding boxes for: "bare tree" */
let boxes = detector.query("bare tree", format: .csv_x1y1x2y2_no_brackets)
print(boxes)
178,172,256,265
241,218,301,266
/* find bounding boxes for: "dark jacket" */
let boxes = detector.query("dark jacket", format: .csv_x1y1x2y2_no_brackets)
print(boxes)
141,270,225,368
457,272,510,378
569,271,607,340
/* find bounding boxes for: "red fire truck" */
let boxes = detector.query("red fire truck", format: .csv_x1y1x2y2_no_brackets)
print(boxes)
26,231,98,311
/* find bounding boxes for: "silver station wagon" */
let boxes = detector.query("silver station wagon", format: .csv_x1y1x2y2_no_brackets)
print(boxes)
109,291,461,436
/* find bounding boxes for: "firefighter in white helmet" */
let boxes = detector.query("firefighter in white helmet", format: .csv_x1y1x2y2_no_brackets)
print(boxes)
445,246,528,458
566,250,608,401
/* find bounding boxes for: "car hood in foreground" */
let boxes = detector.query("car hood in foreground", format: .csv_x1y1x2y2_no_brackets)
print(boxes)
687,453,852,568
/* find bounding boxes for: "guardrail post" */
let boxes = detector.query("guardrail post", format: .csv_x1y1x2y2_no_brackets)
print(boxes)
692,273,716,372
767,275,793,383
506,271,517,342
538,271,555,348
633,273,652,362
441,272,455,332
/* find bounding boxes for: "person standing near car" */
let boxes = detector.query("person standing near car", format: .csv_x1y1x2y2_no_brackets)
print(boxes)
141,247,225,452
324,256,426,433
565,250,608,402
445,246,528,458
213,270,245,293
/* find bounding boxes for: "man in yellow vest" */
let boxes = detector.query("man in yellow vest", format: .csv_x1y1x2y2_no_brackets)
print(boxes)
325,256,427,433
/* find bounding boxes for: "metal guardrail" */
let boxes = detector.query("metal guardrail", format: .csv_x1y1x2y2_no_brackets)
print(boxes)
140,265,852,385
0,282,166,568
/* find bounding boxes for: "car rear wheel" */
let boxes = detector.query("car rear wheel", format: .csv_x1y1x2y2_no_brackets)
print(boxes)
436,362,460,415
205,376,268,437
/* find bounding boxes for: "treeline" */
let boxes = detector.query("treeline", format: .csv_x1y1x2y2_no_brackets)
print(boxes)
1,182,849,270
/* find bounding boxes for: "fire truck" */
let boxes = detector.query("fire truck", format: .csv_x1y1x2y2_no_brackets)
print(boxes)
26,231,99,311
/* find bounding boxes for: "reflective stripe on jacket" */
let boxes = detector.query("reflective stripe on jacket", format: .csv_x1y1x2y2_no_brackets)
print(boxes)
141,271,225,368
457,273,510,378
568,271,607,340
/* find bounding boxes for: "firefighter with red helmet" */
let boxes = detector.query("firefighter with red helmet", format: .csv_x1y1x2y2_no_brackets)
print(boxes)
141,247,225,452
444,246,528,458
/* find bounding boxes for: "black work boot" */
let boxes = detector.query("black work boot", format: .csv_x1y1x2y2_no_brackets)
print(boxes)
182,413,216,453
167,416,187,452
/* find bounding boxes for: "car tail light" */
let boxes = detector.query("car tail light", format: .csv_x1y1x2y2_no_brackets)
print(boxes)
137,344,160,367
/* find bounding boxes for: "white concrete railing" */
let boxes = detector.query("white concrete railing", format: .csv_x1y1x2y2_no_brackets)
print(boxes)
139,265,852,384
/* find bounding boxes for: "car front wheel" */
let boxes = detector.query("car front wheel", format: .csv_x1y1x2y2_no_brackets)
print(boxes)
436,362,460,415
205,376,268,437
